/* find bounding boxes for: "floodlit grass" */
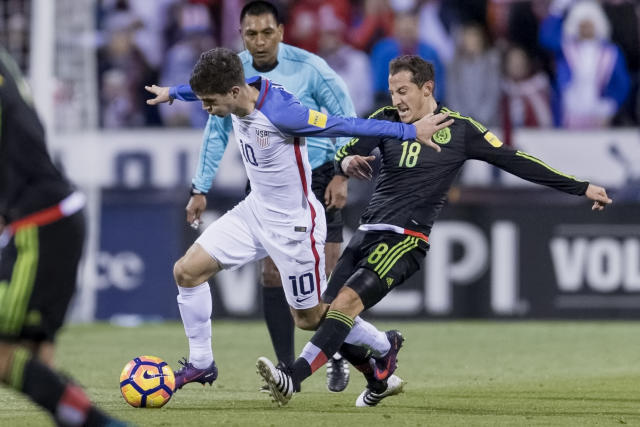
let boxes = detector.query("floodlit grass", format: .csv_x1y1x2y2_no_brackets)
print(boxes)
2,321,640,426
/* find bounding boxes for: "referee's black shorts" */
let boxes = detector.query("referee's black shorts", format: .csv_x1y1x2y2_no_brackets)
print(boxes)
310,161,343,243
0,211,85,343
323,229,428,306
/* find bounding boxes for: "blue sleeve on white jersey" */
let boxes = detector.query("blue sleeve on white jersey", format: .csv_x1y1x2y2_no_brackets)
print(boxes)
191,114,232,193
169,84,198,102
261,85,416,141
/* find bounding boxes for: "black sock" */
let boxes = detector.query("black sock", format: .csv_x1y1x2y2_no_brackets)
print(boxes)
262,286,295,366
339,342,371,370
339,342,385,393
290,310,354,389
4,347,112,426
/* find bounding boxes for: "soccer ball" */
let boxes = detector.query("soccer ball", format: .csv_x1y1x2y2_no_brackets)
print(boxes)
119,355,175,408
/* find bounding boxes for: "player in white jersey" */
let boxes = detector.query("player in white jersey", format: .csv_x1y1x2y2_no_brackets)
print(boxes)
169,47,453,390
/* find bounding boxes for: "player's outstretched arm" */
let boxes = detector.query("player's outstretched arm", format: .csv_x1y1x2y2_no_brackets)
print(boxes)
145,85,172,105
585,184,612,211
413,112,454,152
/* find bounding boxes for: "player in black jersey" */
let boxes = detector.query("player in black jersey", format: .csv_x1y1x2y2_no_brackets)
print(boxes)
256,55,612,407
0,48,124,426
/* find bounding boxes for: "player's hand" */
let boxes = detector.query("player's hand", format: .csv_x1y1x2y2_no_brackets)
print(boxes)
585,184,612,211
413,112,454,152
325,175,348,210
186,195,207,226
145,84,172,105
342,155,376,180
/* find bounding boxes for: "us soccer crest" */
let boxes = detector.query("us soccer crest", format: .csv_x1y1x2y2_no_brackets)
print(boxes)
255,129,270,148
433,127,451,144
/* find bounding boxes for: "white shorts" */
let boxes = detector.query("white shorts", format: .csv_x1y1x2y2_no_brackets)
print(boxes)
196,194,327,310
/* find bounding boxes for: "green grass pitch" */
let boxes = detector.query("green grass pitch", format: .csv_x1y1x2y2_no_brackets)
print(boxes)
2,321,640,426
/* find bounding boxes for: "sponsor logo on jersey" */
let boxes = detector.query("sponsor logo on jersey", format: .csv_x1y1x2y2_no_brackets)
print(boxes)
255,129,270,148
432,127,451,144
308,109,327,128
484,131,503,147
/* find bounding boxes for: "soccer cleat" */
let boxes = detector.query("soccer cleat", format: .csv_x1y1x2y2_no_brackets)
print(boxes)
326,354,350,392
355,374,405,407
370,330,404,381
256,357,294,406
173,358,218,391
259,362,288,393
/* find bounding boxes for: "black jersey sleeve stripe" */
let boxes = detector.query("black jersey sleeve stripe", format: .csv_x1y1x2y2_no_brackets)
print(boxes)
515,150,585,182
440,106,487,133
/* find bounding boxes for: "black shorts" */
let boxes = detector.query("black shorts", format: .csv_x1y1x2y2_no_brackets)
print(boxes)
311,161,343,243
246,161,344,243
0,211,85,343
323,230,428,305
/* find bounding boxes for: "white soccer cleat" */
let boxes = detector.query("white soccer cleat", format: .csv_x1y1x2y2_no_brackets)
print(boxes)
256,357,294,406
355,374,405,407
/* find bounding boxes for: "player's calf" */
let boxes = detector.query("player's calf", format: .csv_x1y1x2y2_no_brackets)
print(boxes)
290,303,329,331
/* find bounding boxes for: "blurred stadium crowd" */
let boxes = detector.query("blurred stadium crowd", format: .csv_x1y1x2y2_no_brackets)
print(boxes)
93,0,639,132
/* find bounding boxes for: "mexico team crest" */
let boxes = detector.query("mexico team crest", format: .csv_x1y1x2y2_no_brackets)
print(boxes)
255,129,270,148
433,127,451,144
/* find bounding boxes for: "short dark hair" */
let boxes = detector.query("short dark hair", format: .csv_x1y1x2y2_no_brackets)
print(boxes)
189,48,245,95
389,55,435,89
240,1,280,24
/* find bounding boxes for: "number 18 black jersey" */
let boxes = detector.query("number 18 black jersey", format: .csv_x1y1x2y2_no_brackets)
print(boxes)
335,105,589,237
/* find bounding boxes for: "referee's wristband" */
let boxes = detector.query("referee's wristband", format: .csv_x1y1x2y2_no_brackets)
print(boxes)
190,185,207,197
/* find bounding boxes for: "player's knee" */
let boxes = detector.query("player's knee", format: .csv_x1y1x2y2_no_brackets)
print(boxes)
291,307,325,331
342,268,384,311
293,314,323,331
173,259,195,287
293,316,317,331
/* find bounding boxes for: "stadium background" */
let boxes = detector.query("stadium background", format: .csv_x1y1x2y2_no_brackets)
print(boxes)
2,0,639,323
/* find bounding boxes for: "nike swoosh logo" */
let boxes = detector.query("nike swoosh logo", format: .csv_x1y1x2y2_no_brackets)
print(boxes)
296,296,312,303
143,370,168,380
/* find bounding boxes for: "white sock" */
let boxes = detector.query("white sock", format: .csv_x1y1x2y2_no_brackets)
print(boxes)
344,316,390,358
177,282,214,368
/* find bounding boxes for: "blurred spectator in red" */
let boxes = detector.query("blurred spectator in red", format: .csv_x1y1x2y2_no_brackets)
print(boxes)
446,23,501,125
539,0,631,128
158,2,217,127
317,8,373,117
602,0,639,125
370,11,445,107
347,0,394,53
417,0,456,65
284,0,350,53
501,45,553,132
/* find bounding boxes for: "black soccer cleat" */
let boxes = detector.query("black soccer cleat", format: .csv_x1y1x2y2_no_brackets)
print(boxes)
326,354,350,392
173,358,218,391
